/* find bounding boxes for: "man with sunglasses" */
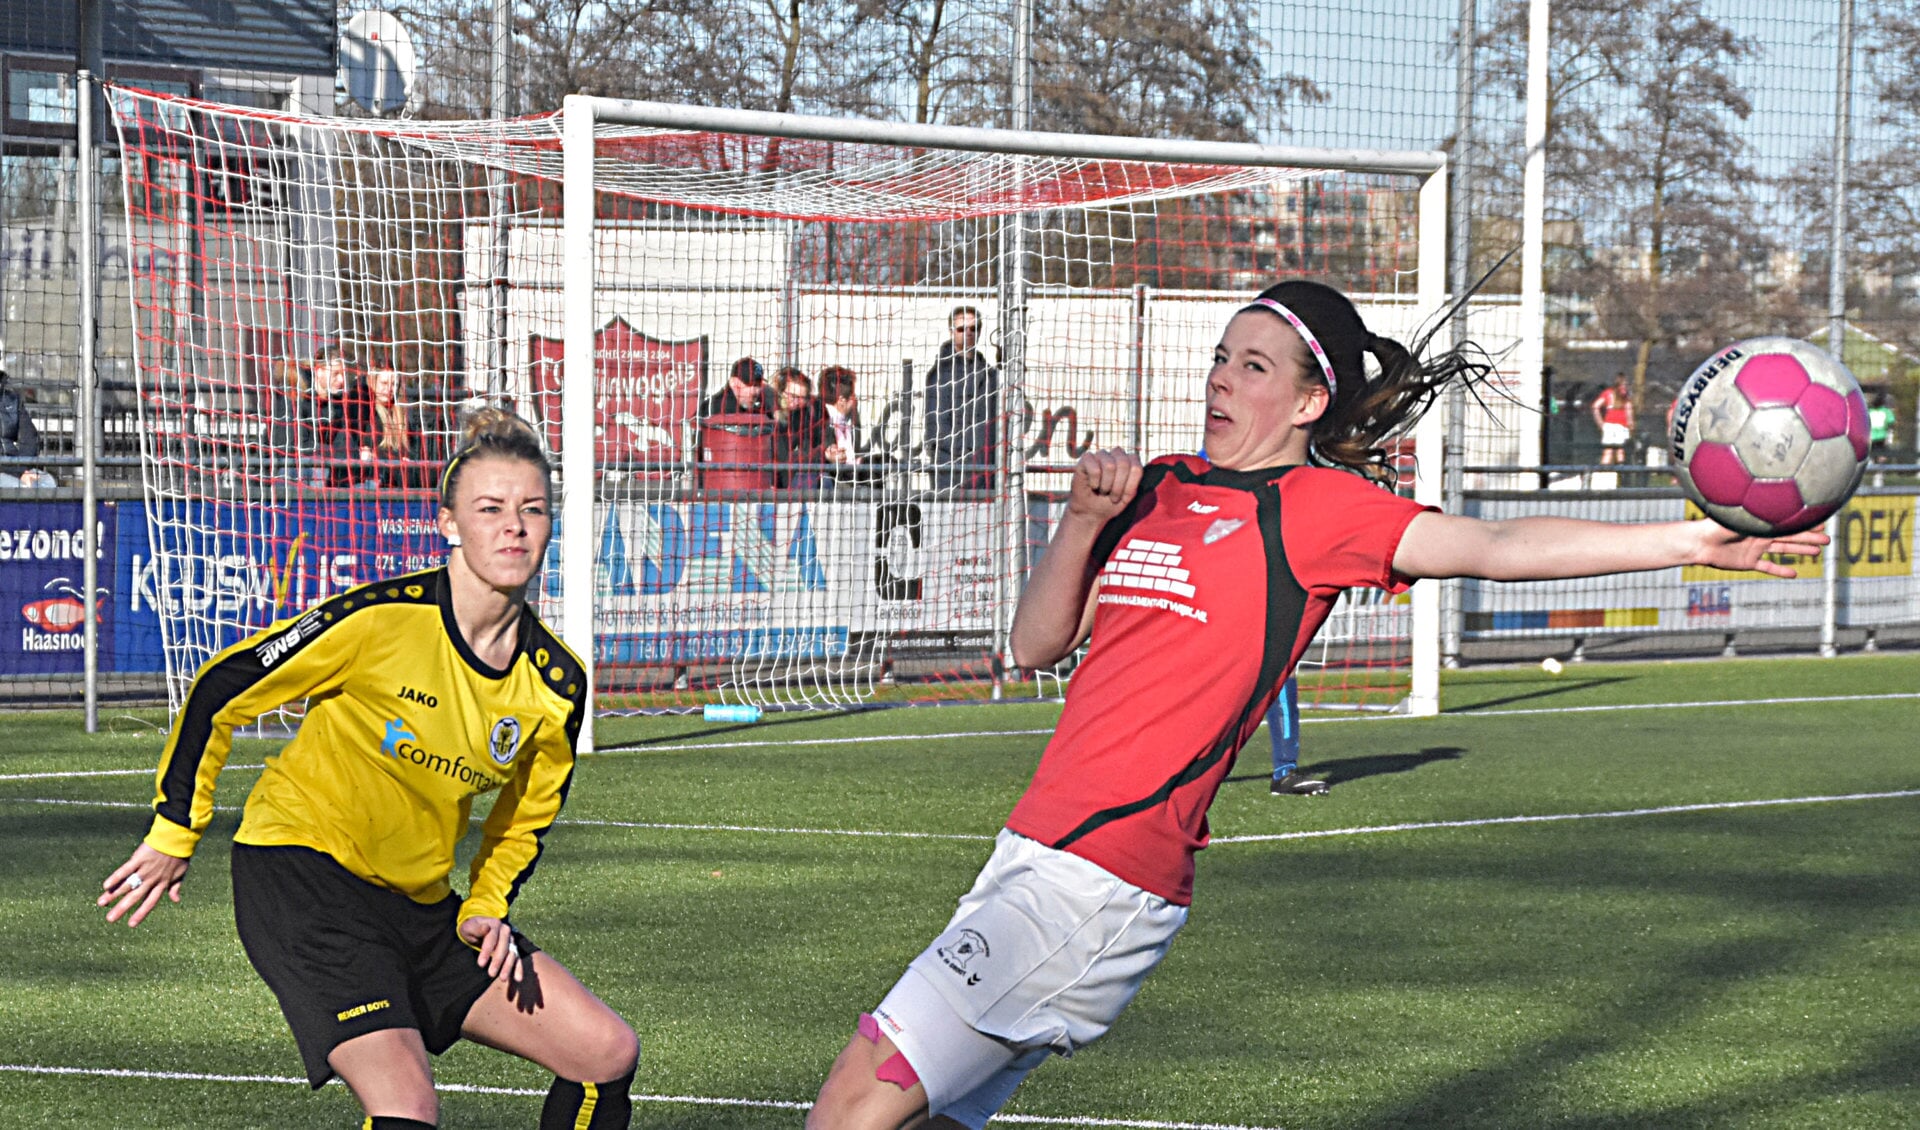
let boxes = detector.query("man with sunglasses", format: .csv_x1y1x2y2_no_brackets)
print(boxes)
924,307,999,493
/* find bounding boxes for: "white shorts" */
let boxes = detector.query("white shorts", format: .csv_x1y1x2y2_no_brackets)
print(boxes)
871,829,1187,1125
1601,422,1630,446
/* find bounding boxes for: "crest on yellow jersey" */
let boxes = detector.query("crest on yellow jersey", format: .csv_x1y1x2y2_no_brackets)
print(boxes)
488,717,523,766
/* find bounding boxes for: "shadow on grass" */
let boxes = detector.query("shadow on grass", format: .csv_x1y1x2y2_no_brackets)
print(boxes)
1203,814,1920,1128
1443,675,1634,713
1228,746,1465,788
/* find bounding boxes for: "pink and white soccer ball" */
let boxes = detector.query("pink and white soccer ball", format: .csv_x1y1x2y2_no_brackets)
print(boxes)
1670,336,1869,537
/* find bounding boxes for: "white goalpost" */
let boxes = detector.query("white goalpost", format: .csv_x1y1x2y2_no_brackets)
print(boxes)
106,87,1448,746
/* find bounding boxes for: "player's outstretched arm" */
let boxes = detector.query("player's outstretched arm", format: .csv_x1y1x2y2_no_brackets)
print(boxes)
1392,512,1829,583
99,841,190,928
1010,448,1141,669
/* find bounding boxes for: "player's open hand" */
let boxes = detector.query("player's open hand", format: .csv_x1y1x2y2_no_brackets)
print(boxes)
1689,520,1830,578
100,842,190,927
1067,448,1142,524
460,915,525,983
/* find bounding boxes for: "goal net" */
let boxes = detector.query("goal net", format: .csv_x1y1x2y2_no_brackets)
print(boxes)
105,87,1446,729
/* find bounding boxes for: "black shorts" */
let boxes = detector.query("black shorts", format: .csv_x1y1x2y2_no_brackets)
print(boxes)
231,843,538,1087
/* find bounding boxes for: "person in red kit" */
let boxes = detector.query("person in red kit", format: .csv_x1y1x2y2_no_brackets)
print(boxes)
807,281,1830,1129
1592,371,1634,465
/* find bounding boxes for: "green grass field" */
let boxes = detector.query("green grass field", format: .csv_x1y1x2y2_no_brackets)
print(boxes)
3,655,1917,1128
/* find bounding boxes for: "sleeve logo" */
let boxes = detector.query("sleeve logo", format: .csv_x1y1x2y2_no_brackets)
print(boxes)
488,717,523,766
254,609,324,668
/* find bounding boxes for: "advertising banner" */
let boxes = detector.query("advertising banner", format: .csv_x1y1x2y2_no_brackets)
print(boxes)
124,498,447,672
1462,491,1918,636
0,501,116,676
590,498,998,665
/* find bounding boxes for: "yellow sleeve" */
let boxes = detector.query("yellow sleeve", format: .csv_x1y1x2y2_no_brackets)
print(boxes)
145,601,364,858
459,680,585,926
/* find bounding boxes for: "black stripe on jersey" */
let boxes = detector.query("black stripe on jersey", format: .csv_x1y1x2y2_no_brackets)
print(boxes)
155,570,440,833
1088,462,1172,572
501,617,589,910
1050,466,1310,853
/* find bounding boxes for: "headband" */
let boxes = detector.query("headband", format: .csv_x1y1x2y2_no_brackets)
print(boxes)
439,450,465,502
1248,297,1338,401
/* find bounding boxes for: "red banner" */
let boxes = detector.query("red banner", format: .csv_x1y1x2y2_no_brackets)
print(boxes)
528,319,705,470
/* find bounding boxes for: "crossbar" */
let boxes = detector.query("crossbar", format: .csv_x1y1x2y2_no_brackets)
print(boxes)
571,95,1446,177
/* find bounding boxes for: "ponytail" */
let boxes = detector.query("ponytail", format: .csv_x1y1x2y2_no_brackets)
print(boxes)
1310,327,1494,485
1247,280,1496,487
439,405,552,508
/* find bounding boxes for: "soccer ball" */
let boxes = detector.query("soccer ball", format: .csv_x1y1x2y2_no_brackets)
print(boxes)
1669,336,1869,537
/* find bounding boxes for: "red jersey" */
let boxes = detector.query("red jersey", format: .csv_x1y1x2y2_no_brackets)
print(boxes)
1004,456,1430,904
1594,386,1632,426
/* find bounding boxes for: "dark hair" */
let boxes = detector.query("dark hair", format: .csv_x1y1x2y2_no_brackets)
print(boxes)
950,305,981,327
819,365,857,404
731,357,765,384
439,406,551,508
776,366,811,392
1246,279,1493,484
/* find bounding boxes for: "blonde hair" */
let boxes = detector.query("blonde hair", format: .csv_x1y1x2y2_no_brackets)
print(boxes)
439,406,551,507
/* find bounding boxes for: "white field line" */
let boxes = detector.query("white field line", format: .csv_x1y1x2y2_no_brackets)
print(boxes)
1439,690,1920,718
564,816,989,840
7,790,1917,845
2,690,1913,784
593,691,1920,755
599,727,1055,754
0,1063,1289,1129
1210,789,1920,843
0,764,265,782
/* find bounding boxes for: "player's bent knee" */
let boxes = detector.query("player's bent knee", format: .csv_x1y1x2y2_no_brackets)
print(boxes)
598,1021,641,1079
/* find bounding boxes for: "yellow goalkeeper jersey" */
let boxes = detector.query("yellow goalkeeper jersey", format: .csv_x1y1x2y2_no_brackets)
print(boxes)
144,567,587,927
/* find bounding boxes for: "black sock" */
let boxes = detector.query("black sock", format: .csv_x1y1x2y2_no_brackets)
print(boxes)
366,1119,436,1130
540,1067,635,1130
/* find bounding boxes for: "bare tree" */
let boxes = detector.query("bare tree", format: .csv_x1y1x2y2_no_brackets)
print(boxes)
1482,0,1765,412
1031,0,1319,142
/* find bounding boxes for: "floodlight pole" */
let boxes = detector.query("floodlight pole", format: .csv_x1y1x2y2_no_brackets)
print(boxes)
1821,0,1854,659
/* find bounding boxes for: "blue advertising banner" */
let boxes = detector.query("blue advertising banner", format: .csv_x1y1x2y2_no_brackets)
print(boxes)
0,500,116,676
121,496,446,673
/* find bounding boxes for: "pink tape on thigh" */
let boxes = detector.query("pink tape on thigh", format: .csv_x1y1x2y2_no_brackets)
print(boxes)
855,1013,922,1091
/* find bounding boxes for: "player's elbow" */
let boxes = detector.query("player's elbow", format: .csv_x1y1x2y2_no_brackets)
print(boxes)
1009,634,1062,671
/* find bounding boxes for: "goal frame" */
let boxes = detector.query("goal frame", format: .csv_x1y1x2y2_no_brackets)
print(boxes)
557,95,1451,749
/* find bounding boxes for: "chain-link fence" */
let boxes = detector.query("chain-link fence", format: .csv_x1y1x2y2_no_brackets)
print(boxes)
3,1,1916,710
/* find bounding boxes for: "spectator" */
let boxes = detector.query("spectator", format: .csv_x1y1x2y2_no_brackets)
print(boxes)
369,366,432,488
312,348,376,487
702,357,773,419
1868,391,1895,463
821,365,880,485
773,369,828,489
924,305,999,492
265,358,319,475
1591,372,1633,467
0,358,49,488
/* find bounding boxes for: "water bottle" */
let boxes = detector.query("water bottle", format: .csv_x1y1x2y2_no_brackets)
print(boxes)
702,703,762,723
